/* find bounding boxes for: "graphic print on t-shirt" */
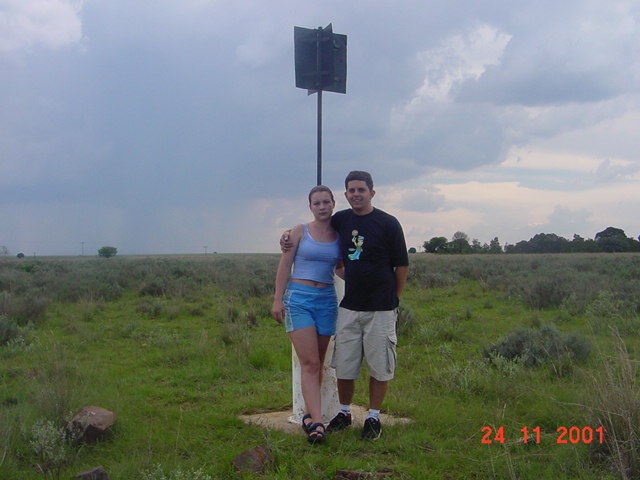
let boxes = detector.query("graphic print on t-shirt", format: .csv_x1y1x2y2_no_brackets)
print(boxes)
348,229,364,260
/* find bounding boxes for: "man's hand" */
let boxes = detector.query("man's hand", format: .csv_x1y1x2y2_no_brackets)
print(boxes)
279,229,294,253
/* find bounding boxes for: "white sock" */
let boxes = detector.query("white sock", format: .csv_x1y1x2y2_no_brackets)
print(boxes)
340,404,351,416
367,409,380,420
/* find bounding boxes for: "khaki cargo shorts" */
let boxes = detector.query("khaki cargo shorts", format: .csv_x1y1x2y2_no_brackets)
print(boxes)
331,307,397,381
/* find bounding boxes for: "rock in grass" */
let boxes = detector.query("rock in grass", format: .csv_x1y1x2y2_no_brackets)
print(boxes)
67,406,116,443
232,445,273,473
74,466,110,479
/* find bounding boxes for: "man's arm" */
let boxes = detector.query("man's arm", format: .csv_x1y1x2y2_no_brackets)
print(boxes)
394,265,409,298
334,260,345,280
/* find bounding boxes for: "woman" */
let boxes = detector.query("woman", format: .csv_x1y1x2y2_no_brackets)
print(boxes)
272,185,342,444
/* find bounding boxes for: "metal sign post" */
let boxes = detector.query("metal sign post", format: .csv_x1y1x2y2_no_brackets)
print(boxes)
317,88,322,185
294,23,347,186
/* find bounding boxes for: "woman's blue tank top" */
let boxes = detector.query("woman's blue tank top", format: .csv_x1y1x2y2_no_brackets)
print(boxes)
291,224,341,284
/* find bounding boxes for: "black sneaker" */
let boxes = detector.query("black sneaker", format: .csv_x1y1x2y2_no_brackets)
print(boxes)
361,417,382,440
326,412,352,433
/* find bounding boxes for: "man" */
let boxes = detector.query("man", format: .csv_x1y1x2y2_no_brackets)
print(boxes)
286,171,409,440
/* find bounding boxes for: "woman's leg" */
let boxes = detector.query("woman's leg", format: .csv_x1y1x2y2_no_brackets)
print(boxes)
289,326,323,425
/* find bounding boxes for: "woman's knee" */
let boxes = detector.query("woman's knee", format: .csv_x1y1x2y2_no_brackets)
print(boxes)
300,358,322,375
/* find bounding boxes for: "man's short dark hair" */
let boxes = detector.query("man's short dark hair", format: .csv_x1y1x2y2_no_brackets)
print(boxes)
345,171,374,190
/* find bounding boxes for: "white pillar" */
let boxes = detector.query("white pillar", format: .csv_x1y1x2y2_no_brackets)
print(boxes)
289,276,342,424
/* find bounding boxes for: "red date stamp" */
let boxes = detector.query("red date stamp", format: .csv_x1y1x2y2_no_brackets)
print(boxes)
481,426,605,444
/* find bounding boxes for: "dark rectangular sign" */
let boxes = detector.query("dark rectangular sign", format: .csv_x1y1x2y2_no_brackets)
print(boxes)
294,24,347,94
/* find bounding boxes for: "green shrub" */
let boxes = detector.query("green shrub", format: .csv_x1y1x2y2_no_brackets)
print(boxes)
563,331,593,360
587,290,640,335
0,291,50,325
0,316,32,358
139,280,166,297
15,294,50,324
485,351,525,377
587,290,631,319
0,315,19,345
0,336,32,358
432,360,494,396
137,300,163,319
511,275,575,309
484,323,591,366
28,419,71,477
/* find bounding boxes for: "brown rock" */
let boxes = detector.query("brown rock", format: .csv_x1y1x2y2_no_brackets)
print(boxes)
232,445,273,473
74,466,110,479
68,406,116,443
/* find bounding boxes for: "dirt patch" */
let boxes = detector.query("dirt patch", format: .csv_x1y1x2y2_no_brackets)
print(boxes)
240,405,411,435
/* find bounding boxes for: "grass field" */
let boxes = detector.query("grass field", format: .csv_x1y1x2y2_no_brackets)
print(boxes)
1,253,640,479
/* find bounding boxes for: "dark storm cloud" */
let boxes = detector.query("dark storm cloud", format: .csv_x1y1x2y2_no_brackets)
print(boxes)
1,0,639,254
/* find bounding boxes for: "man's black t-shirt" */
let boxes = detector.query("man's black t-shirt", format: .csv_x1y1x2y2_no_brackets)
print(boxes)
332,208,408,311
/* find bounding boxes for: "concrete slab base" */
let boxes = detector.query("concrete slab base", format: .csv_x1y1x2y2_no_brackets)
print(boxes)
240,405,411,435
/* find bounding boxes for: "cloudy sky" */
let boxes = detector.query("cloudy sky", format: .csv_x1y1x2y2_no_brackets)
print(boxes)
1,0,639,255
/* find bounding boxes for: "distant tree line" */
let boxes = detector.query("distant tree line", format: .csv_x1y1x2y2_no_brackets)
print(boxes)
423,231,503,254
422,227,640,254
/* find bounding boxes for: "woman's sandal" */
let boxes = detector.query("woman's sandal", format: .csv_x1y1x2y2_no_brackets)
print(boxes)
301,414,313,434
307,422,326,444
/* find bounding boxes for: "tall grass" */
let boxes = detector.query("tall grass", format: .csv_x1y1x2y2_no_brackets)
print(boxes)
587,333,640,479
1,253,640,478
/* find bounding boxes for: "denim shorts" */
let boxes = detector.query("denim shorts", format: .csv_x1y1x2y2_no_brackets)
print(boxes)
283,282,338,336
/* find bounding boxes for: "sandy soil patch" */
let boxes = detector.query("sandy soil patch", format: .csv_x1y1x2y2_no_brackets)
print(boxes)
240,405,411,435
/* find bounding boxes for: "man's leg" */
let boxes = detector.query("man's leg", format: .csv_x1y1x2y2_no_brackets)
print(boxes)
327,378,355,432
337,378,355,405
360,377,387,440
360,310,396,440
327,308,362,433
362,310,396,408
368,377,388,410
